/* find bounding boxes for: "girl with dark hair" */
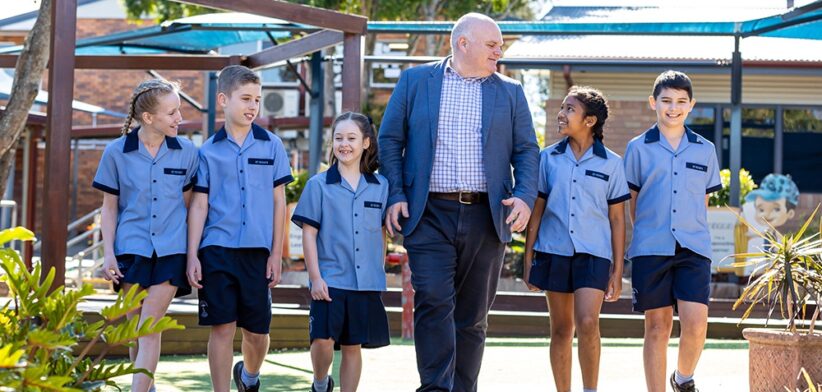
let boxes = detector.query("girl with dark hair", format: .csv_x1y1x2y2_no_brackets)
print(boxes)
523,86,630,392
93,78,197,392
292,111,390,392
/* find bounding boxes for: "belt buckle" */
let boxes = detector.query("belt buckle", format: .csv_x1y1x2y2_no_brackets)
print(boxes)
458,191,473,205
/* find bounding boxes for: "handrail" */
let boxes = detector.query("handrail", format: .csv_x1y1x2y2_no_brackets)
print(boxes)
33,207,102,251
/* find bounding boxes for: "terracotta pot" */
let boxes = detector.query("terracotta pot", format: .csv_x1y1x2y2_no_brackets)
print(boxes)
743,328,822,392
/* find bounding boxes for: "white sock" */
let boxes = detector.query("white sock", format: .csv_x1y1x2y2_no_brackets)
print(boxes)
313,375,329,390
675,369,693,385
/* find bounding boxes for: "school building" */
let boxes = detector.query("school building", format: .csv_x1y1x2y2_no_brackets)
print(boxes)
2,0,821,237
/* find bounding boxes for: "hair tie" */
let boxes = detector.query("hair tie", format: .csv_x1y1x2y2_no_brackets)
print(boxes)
365,114,374,126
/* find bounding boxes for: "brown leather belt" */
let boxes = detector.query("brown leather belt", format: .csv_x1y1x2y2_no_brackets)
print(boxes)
429,192,488,205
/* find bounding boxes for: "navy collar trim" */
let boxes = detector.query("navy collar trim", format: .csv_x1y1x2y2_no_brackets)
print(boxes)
123,127,182,153
213,123,271,143
644,125,702,144
551,137,607,159
325,163,380,185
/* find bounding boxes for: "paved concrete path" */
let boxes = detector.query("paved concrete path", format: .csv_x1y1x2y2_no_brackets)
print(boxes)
112,338,749,391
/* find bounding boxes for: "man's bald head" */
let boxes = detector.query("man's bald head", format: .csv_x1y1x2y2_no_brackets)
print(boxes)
450,13,499,53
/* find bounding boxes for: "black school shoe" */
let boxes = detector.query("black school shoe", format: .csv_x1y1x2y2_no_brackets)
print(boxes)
669,372,698,392
311,376,334,392
233,361,260,392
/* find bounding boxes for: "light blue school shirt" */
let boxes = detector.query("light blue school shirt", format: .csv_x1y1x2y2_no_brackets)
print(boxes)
534,138,631,261
624,125,722,259
92,128,198,257
194,123,293,252
291,164,389,291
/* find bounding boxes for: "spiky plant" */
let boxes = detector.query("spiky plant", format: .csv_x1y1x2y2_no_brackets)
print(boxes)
0,227,184,391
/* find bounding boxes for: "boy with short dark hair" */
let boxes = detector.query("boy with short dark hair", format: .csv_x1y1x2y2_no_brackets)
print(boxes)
624,70,721,392
187,65,293,392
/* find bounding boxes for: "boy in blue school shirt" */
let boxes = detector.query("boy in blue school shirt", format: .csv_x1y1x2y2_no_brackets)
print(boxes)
624,70,721,392
186,65,293,392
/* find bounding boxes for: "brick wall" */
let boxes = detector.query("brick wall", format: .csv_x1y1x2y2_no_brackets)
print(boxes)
11,142,105,234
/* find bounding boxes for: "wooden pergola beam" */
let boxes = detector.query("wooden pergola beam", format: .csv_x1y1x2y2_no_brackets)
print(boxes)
42,0,77,290
0,54,240,70
175,0,367,34
244,30,343,69
341,33,363,111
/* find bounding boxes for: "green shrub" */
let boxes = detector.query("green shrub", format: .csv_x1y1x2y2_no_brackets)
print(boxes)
0,227,183,391
709,168,758,207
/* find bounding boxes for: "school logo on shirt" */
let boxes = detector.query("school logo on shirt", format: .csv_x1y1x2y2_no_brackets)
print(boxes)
248,158,274,165
164,168,187,176
585,170,610,182
685,162,708,172
364,201,382,209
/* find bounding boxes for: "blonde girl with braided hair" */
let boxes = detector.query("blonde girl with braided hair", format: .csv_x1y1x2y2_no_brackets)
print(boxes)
92,78,199,392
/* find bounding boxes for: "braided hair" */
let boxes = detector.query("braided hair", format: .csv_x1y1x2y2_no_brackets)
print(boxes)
121,79,180,135
567,86,609,142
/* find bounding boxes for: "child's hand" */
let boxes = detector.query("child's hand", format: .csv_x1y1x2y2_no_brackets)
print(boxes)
310,278,332,302
521,271,540,292
102,255,123,285
267,256,282,288
605,273,622,302
187,255,203,289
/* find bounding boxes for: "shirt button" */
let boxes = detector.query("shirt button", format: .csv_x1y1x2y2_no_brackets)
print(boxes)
573,179,577,183
240,169,244,173
153,197,157,201
356,265,361,269
153,180,157,183
151,233,155,236
570,230,574,234
673,190,678,194
356,248,360,251
673,209,677,213
575,164,579,167
152,215,157,218
242,204,245,208
572,196,576,200
243,222,246,225
672,228,677,232
152,162,156,165
571,213,575,217
355,231,359,234
241,187,245,191
674,172,678,175
354,213,358,217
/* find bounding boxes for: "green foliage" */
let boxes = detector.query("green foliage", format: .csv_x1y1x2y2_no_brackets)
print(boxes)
0,227,183,391
286,170,310,205
731,205,822,333
120,0,216,23
709,168,758,207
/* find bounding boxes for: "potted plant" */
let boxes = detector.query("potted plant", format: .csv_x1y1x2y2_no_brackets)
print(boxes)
731,205,822,392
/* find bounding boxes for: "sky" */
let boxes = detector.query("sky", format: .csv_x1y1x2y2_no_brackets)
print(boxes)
0,0,40,20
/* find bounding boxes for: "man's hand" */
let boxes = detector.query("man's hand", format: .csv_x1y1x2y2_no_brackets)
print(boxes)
502,197,530,232
385,202,409,237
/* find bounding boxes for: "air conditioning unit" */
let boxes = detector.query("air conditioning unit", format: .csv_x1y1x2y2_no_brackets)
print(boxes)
261,89,300,118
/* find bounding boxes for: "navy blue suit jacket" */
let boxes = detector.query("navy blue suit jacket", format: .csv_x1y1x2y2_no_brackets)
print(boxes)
378,58,539,242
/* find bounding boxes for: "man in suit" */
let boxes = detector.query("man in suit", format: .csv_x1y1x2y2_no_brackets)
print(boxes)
378,13,539,392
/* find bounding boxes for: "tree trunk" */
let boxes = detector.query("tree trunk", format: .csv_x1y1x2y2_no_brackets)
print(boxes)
0,0,51,198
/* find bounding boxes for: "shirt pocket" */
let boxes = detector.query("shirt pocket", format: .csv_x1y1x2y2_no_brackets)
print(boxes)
247,158,274,190
162,168,187,197
582,169,609,207
684,162,707,195
363,201,383,232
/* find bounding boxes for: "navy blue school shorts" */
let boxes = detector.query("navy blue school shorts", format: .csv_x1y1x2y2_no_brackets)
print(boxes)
631,243,711,313
528,252,611,293
309,287,390,350
115,252,191,297
197,246,272,334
